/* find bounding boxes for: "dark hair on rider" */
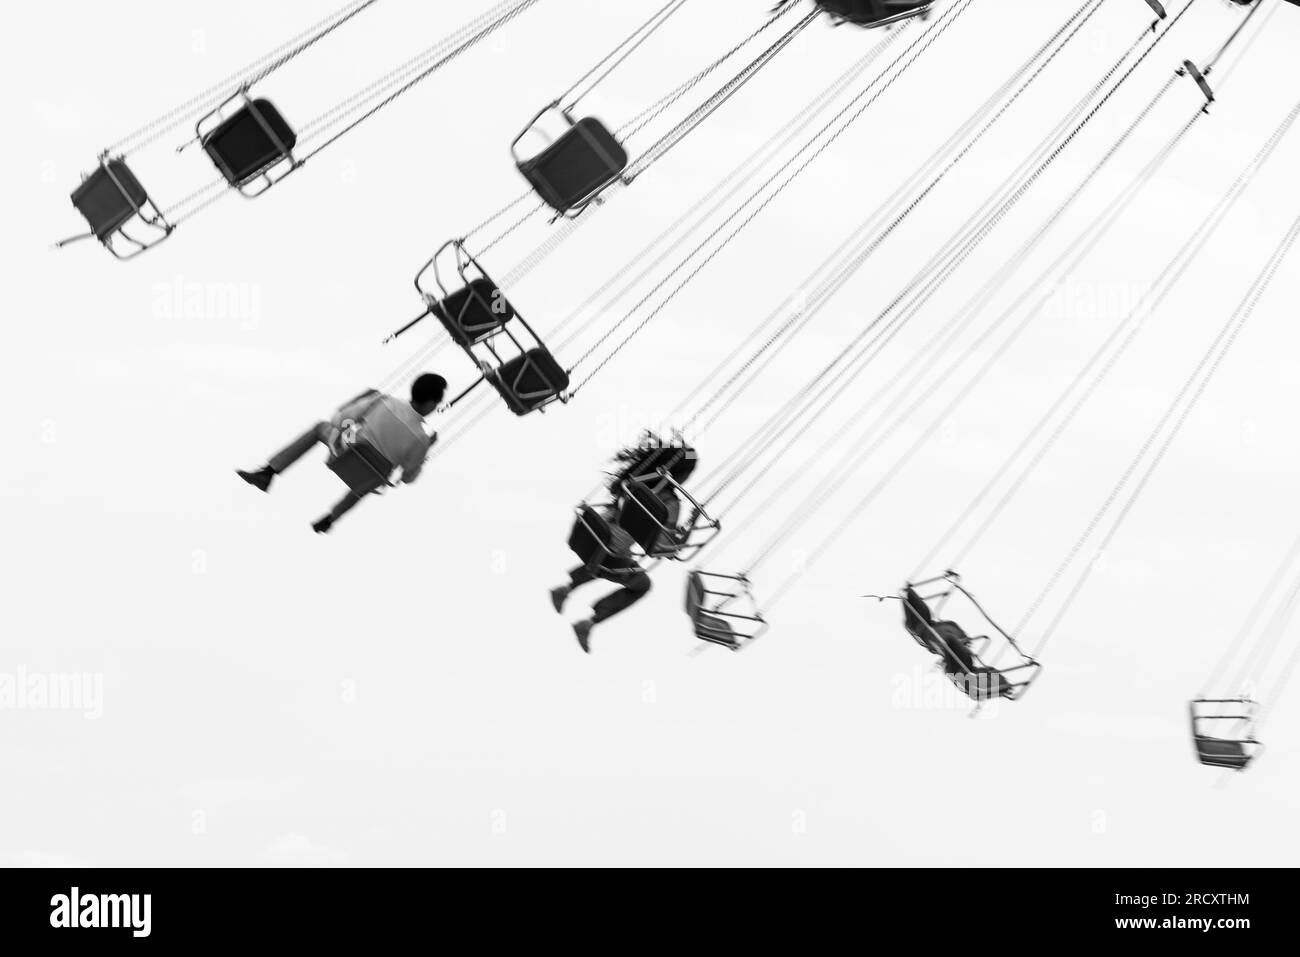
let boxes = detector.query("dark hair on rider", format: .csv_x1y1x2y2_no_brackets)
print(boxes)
606,432,698,492
411,373,448,408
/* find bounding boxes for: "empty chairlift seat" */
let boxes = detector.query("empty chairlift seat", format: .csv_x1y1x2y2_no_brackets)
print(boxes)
685,571,768,651
1189,698,1263,771
198,91,299,195
513,107,629,217
416,240,569,416
66,157,172,259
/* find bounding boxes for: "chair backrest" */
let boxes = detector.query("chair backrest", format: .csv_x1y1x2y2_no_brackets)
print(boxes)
203,98,297,186
437,278,514,346
568,506,613,564
490,348,570,415
685,571,707,615
71,160,149,239
517,117,629,214
618,480,673,552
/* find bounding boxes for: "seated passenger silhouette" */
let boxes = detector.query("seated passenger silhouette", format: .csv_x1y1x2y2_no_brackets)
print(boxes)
237,373,446,534
551,440,698,653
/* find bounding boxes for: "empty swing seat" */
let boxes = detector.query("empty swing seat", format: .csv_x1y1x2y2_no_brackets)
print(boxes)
517,117,628,215
436,278,516,347
685,571,767,651
1189,699,1262,771
488,348,570,416
326,440,395,494
685,573,741,650
202,98,297,188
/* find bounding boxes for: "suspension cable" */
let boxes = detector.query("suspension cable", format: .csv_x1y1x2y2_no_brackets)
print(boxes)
928,85,1291,580
624,10,822,180
735,1,1204,598
109,0,382,157
1202,530,1300,696
566,0,976,392
380,30,899,396
1027,208,1300,655
690,27,1116,500
702,4,1185,529
298,0,543,163
560,0,690,108
677,0,1106,445
408,26,908,446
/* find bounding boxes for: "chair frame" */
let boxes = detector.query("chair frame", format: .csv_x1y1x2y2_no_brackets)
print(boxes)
511,103,629,220
617,468,721,562
686,571,769,651
197,87,301,197
1188,698,1264,771
65,154,174,260
903,571,1043,702
415,240,568,415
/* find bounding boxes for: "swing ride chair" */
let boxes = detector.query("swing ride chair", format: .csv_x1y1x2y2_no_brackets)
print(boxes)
618,469,722,562
903,573,1043,703
568,470,719,572
566,503,657,582
415,240,569,416
813,0,934,29
196,88,300,197
685,571,768,652
64,155,173,260
1188,698,1264,771
326,439,397,496
511,103,630,219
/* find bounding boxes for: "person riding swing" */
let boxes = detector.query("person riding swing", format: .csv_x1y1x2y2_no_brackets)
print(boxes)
236,373,447,534
551,437,700,653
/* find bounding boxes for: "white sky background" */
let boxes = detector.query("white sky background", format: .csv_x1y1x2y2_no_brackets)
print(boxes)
2,0,1299,866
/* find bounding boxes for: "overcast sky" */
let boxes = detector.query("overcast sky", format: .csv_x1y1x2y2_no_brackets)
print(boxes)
3,0,1299,866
